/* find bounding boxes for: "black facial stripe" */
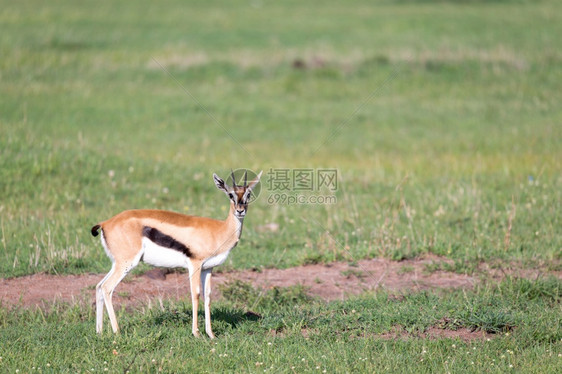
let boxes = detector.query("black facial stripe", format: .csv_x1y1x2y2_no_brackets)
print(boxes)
142,226,192,258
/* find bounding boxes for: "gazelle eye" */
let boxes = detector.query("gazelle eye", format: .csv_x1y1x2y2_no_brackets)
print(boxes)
228,193,234,199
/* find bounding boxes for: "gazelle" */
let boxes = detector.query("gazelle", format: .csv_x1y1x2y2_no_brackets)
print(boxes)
91,170,262,339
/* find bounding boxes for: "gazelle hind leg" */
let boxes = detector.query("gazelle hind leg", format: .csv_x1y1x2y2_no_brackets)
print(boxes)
201,269,215,339
96,264,115,334
100,265,128,333
100,258,141,333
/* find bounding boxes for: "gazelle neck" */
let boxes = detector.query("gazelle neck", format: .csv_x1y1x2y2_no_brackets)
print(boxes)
226,202,244,239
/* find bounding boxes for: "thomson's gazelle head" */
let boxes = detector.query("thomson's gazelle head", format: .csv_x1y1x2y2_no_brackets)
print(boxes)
213,170,262,219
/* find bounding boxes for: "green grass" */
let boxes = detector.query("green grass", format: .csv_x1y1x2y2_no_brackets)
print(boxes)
1,0,561,371
1,0,560,277
1,277,561,373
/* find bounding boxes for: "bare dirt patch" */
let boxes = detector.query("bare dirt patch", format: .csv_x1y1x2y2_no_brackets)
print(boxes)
1,256,559,309
1,257,474,308
226,256,476,301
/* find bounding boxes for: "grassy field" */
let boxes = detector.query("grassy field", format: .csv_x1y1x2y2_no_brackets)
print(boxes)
1,0,561,372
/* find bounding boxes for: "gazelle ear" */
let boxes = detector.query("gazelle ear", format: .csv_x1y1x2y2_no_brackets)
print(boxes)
242,171,262,201
213,173,229,194
247,170,263,191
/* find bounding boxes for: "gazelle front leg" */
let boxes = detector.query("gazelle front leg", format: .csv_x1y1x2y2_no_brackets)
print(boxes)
189,263,202,337
201,269,215,339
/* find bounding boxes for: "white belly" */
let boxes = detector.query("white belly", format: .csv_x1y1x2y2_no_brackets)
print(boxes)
141,238,191,269
202,250,230,270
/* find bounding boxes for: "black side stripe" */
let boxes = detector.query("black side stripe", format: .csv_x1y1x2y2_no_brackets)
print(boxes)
142,226,192,258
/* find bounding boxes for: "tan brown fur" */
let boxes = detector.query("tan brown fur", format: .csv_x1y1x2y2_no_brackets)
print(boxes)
99,207,241,262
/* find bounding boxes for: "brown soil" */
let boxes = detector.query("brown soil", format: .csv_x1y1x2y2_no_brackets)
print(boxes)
0,257,477,308
1,256,558,309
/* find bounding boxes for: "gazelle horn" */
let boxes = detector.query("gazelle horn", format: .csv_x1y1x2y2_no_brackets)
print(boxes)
230,169,237,188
